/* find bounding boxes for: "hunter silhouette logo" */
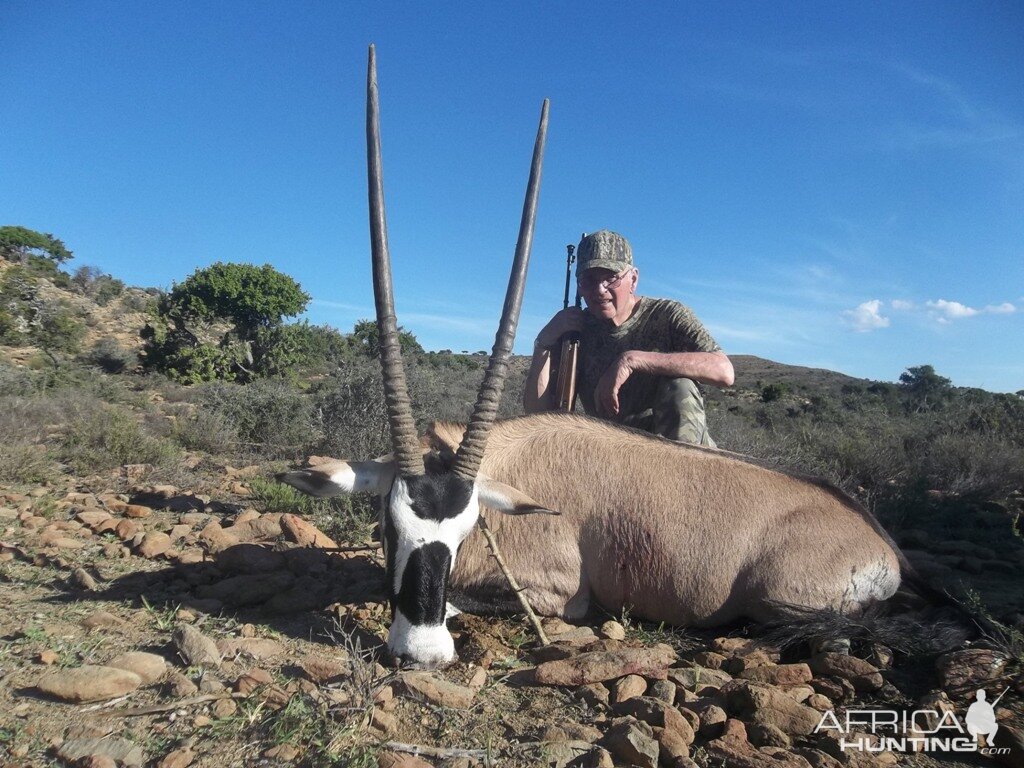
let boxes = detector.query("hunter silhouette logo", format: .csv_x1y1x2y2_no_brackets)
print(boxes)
965,687,1007,746
814,686,1011,755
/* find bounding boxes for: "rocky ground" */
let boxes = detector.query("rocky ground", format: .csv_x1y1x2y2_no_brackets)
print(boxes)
2,472,1023,768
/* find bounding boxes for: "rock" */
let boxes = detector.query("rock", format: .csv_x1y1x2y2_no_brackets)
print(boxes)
215,544,286,574
165,671,198,697
692,651,727,669
56,736,144,768
106,651,168,684
535,645,676,686
114,519,140,541
598,718,659,768
599,620,626,640
809,653,884,692
157,746,196,768
172,624,221,668
196,571,295,606
738,663,812,686
216,637,285,660
377,752,434,768
212,697,237,718
38,649,59,665
198,522,240,553
611,674,648,703
137,531,173,558
36,665,142,702
225,515,284,543
647,679,676,703
399,671,476,709
653,726,690,763
706,719,812,768
280,513,337,548
77,509,113,528
807,693,833,711
748,722,791,748
935,648,1007,691
539,740,595,767
795,748,844,768
697,704,728,738
724,681,821,737
299,655,350,684
613,697,695,745
124,504,152,518
576,682,610,708
667,665,733,691
70,567,99,591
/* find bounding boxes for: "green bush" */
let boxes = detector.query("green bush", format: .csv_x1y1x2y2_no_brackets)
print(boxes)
59,404,179,474
195,380,315,460
84,337,138,374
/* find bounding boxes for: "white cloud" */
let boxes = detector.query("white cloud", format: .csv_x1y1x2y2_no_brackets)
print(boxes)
842,300,890,332
984,302,1016,314
925,298,1016,323
926,299,979,322
890,299,914,311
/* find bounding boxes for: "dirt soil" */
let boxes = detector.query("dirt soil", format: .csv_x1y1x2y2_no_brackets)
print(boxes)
1,474,1022,768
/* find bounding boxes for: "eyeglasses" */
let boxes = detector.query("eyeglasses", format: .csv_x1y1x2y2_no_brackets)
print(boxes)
578,268,631,292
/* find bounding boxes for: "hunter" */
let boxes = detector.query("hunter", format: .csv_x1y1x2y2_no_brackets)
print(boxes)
524,229,734,446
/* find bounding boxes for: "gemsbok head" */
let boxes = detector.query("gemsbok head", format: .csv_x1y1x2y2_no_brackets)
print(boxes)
283,46,552,668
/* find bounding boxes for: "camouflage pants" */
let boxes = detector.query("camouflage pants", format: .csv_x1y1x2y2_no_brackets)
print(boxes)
620,377,716,447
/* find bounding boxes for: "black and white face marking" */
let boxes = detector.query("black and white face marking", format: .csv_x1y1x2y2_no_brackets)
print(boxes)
381,472,478,668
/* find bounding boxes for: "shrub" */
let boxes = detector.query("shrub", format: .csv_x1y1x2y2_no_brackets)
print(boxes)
59,404,179,474
83,337,137,374
195,380,315,460
312,362,389,460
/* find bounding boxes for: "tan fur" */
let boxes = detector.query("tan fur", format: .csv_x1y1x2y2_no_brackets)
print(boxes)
427,414,902,626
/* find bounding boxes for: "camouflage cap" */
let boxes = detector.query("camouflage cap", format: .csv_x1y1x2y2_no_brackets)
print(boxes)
576,230,633,276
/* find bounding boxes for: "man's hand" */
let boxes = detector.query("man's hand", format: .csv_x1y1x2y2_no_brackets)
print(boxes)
534,307,584,350
595,351,637,417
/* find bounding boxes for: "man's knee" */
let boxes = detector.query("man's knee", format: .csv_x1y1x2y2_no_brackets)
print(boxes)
653,377,714,446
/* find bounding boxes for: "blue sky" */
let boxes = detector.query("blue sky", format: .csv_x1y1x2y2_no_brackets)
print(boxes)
2,2,1022,392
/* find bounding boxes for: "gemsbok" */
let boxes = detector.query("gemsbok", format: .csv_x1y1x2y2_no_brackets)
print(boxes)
279,46,905,669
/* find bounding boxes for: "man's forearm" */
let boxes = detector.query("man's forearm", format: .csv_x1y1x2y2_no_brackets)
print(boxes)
621,350,735,387
523,346,556,412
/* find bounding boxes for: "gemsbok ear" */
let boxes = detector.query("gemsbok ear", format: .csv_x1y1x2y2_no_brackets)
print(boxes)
276,459,396,497
477,476,560,516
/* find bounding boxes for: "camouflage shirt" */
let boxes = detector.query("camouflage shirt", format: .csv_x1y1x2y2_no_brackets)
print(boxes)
576,297,722,419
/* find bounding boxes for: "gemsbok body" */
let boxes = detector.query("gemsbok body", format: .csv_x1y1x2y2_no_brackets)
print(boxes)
280,46,903,668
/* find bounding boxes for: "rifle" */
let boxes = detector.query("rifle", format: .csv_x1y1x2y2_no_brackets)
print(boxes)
554,242,581,412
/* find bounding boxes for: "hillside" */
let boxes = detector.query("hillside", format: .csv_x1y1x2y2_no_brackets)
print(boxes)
1,256,1023,767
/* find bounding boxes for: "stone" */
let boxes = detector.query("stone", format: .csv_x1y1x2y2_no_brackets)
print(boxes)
795,749,844,768
377,752,433,768
809,653,884,692
724,681,821,737
299,655,350,684
935,648,1007,691
807,693,833,711
56,737,144,768
280,513,337,548
539,740,595,767
216,637,286,660
599,620,626,640
706,719,812,768
76,510,113,528
70,567,99,591
599,718,658,768
738,663,812,686
667,665,733,691
137,531,173,558
198,522,240,553
748,722,791,748
38,649,59,665
36,665,142,702
399,671,476,709
576,682,610,708
535,644,676,686
215,543,286,574
115,518,140,541
172,624,221,668
106,651,168,684
212,697,237,718
647,679,676,703
653,726,690,763
693,651,727,669
124,504,152,518
611,674,648,703
613,697,695,745
697,704,728,738
165,671,198,697
157,746,196,768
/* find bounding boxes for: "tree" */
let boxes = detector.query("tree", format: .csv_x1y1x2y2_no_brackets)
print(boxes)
349,319,423,358
0,226,73,264
898,364,953,412
142,263,310,383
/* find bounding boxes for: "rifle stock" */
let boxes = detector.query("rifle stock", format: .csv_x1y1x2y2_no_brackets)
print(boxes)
554,333,579,412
